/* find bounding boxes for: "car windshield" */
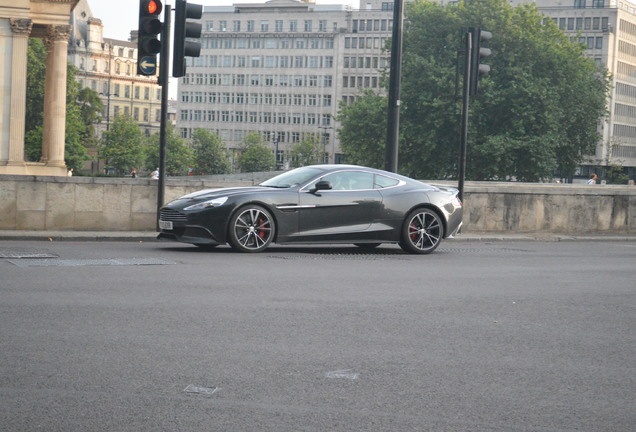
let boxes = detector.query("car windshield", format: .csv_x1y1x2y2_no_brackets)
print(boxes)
260,167,325,188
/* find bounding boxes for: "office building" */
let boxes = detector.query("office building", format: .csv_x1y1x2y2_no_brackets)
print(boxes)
176,0,394,166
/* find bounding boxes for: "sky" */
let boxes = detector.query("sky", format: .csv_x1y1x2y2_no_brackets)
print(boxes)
89,0,358,41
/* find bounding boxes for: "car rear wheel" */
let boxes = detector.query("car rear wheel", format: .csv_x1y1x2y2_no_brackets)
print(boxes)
228,205,275,253
399,208,443,254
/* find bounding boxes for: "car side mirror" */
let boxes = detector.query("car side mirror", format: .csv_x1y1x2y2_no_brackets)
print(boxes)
310,180,332,194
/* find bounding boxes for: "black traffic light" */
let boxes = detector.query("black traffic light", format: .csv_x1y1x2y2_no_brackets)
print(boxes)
137,0,163,76
469,28,492,96
173,0,203,78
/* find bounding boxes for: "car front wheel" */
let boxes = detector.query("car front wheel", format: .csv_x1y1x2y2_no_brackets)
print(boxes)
228,205,275,253
399,208,443,254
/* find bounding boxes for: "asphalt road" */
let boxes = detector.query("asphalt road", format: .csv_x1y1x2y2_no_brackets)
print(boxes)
1,240,634,432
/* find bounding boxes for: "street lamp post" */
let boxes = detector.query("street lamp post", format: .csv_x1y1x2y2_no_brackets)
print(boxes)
318,125,333,164
273,135,281,170
99,91,119,131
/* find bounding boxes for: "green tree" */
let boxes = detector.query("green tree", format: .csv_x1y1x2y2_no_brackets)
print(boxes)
339,0,609,181
100,115,145,174
337,91,387,169
190,128,231,174
144,123,193,176
26,39,47,137
238,132,276,172
289,134,324,168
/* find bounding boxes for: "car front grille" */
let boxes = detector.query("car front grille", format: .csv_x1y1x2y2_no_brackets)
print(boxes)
160,208,187,223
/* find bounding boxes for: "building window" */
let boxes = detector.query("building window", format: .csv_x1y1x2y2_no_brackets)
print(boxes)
276,20,283,32
304,20,312,32
220,21,227,32
319,20,327,32
261,21,269,32
247,20,254,32
233,20,240,32
290,20,297,32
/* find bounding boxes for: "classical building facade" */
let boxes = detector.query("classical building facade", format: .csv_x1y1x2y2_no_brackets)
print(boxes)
0,0,78,176
176,0,394,166
511,0,636,178
69,0,162,173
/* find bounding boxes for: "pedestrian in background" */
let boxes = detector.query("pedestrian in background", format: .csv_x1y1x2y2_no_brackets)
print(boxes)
587,173,597,184
131,168,137,178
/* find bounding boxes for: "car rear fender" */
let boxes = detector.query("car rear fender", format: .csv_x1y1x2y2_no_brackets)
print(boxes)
405,204,449,239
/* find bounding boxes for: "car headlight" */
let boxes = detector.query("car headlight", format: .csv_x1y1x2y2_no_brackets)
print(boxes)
184,196,228,211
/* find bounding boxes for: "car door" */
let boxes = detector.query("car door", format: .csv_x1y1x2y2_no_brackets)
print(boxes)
295,170,383,240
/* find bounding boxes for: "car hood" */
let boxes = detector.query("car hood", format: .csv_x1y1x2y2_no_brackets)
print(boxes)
174,186,274,203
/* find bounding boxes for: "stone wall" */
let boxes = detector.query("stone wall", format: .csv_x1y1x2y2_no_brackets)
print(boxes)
0,175,634,233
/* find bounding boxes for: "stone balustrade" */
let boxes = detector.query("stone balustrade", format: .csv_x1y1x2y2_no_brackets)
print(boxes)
0,175,634,234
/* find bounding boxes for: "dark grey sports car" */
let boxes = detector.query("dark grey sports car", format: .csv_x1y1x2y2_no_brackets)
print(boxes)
157,165,463,254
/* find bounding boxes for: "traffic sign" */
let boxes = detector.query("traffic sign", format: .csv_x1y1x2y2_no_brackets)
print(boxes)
138,56,157,75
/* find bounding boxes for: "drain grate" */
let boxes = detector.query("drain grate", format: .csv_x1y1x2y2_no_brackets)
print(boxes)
8,257,176,267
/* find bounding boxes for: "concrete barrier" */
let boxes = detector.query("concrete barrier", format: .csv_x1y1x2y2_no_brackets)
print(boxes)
0,174,634,234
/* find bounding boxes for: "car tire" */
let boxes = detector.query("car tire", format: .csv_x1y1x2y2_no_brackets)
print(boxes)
228,205,275,253
399,208,443,254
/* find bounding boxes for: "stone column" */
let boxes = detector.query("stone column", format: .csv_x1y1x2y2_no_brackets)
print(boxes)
41,25,71,168
7,19,32,166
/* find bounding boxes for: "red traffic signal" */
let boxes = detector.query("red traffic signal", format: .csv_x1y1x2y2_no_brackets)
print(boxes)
142,0,162,15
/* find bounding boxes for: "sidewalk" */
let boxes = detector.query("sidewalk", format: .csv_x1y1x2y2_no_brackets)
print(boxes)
1,230,635,243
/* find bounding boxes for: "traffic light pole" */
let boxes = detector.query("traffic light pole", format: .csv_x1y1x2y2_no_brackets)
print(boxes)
156,3,171,231
384,0,404,173
458,32,472,203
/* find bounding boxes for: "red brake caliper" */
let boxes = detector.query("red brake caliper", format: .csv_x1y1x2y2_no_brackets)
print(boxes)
410,221,417,241
258,217,266,238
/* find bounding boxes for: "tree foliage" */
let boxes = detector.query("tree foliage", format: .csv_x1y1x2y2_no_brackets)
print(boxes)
289,134,324,168
338,0,609,181
190,128,231,175
238,132,276,172
100,114,145,174
144,122,193,176
337,91,387,168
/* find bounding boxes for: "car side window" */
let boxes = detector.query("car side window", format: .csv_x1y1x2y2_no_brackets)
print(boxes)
374,174,400,189
309,171,375,191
